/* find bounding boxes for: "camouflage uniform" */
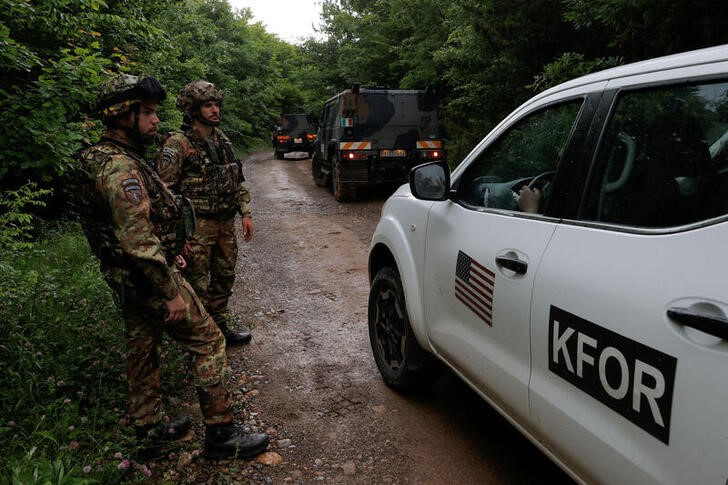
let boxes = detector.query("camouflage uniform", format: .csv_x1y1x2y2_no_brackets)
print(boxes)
156,81,250,339
74,77,234,429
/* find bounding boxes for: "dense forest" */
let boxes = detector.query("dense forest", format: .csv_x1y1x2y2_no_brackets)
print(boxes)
1,0,727,481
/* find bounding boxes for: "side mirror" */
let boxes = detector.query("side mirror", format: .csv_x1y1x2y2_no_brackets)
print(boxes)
410,161,451,201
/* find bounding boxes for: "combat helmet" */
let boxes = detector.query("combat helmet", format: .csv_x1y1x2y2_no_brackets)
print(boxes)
96,73,166,122
176,80,223,115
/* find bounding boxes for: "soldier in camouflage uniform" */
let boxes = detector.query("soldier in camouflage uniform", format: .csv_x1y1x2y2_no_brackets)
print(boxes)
156,80,252,346
74,73,268,459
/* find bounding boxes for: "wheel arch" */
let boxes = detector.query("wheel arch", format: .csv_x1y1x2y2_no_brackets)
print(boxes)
369,229,429,351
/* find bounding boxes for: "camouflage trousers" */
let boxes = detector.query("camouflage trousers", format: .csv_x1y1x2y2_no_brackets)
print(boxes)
121,272,234,428
185,215,238,328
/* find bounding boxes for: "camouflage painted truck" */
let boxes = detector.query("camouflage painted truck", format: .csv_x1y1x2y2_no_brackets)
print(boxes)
273,113,318,159
311,85,445,201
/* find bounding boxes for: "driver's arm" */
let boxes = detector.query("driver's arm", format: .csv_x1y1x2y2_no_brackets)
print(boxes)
517,186,541,213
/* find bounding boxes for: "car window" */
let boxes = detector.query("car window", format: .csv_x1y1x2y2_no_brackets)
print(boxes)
584,81,728,228
457,100,583,213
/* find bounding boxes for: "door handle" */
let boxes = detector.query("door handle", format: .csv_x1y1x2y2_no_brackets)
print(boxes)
667,306,728,340
495,255,527,274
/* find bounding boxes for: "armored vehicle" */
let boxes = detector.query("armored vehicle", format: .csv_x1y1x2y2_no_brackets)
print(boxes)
312,85,444,201
273,113,318,159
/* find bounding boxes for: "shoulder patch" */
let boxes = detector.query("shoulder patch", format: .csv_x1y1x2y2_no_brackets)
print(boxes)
160,146,176,169
122,177,144,205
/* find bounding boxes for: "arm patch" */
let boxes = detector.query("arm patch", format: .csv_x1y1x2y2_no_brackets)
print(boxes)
160,147,176,170
122,177,144,205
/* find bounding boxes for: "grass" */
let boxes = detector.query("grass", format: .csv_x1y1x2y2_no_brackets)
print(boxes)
0,222,189,484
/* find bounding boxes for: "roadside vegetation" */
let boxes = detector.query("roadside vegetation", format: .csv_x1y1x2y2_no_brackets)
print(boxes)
1,0,727,481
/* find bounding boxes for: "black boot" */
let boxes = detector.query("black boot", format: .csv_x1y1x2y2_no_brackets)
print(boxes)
135,415,192,460
204,424,269,459
218,322,252,346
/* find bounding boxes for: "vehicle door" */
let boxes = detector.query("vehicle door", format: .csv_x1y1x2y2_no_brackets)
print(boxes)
320,104,334,161
530,78,728,483
423,94,595,421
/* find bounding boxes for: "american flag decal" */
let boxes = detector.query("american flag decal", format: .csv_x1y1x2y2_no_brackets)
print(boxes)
455,250,495,326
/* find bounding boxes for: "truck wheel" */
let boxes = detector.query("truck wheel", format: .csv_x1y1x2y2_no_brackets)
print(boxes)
368,267,439,391
275,151,284,160
332,155,356,202
312,157,330,187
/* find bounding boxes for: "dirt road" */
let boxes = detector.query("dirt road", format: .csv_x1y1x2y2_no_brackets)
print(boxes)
202,150,571,483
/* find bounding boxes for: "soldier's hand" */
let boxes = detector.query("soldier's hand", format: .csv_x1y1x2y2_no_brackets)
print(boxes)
242,215,254,242
175,254,187,270
164,292,187,324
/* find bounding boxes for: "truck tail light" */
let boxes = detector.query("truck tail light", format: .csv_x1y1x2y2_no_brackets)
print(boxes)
343,151,367,161
276,135,291,142
422,150,442,160
306,133,317,141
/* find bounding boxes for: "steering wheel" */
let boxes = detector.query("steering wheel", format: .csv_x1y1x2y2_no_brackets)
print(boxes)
527,170,556,190
512,170,556,213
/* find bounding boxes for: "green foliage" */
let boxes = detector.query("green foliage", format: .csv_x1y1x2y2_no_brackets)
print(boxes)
0,182,53,252
137,0,297,146
8,447,95,485
0,0,175,184
534,52,623,91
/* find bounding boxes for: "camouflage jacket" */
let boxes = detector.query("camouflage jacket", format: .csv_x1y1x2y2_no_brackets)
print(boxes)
75,132,181,301
156,127,250,218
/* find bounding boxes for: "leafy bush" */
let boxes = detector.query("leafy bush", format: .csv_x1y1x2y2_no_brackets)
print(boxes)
0,182,53,252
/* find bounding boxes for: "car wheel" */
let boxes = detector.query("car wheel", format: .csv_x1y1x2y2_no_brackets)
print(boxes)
332,155,356,201
312,157,331,187
368,267,438,390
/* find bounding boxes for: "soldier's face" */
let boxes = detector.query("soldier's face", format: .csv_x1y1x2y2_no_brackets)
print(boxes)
199,100,221,125
136,101,160,139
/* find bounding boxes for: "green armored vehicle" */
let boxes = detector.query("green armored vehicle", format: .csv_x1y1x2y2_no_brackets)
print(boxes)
273,113,318,159
312,85,445,201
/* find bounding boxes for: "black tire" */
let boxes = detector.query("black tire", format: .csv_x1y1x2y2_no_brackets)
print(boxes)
368,267,438,391
275,151,285,160
312,157,330,187
332,155,356,202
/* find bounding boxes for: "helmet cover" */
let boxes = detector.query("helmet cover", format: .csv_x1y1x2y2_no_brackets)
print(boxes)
176,80,223,114
96,74,166,120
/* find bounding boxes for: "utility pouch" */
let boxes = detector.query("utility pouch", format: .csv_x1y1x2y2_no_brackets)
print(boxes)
205,162,239,197
173,195,197,255
223,142,245,182
180,196,197,239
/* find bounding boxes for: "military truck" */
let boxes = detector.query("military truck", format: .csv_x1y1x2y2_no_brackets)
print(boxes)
273,113,318,159
312,85,445,201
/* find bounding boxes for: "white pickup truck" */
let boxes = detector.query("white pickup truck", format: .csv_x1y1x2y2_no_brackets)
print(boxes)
367,44,728,484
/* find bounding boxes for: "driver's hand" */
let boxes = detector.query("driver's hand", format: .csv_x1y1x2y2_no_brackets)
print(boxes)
518,186,541,213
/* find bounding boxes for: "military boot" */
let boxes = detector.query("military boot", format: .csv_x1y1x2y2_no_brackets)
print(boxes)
135,415,192,460
203,424,269,459
217,321,252,346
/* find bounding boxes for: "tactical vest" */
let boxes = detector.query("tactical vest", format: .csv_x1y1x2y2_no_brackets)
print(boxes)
74,140,186,289
175,128,243,217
